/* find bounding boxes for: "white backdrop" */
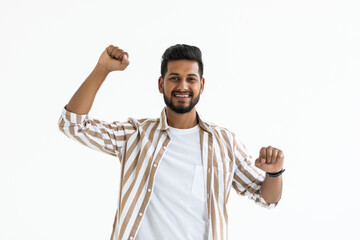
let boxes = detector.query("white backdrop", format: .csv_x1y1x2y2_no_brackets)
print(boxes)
1,0,359,239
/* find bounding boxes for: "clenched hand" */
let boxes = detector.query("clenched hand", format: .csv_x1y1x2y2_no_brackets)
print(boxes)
97,45,130,73
255,146,284,173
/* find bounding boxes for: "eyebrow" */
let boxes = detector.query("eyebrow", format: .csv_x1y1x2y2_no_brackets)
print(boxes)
168,73,198,77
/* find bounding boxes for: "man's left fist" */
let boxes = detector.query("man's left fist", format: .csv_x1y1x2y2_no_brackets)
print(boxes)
255,146,284,173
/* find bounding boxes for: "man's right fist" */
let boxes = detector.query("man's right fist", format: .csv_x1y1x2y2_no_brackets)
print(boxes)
97,45,130,72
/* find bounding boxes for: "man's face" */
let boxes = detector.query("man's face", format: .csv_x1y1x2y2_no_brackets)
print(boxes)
158,60,205,114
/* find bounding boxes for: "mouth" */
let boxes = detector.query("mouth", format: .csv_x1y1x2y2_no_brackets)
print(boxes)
172,92,192,101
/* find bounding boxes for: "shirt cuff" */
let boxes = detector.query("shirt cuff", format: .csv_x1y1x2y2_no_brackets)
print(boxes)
61,104,89,124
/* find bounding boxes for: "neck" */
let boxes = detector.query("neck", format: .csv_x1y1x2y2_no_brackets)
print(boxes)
166,106,198,129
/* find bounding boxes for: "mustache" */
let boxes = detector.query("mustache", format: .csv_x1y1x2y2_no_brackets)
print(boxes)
171,90,193,95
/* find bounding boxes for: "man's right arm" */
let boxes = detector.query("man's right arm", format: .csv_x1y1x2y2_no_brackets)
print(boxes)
57,45,133,158
66,45,130,114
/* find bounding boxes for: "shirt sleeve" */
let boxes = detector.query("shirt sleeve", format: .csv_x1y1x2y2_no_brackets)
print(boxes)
57,105,135,158
231,135,278,209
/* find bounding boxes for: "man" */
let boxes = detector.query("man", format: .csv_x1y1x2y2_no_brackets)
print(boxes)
58,44,285,240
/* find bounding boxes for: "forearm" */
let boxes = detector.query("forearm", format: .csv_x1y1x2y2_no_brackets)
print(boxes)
66,64,110,114
260,174,282,204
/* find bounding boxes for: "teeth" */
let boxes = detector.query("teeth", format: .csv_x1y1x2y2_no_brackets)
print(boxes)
175,95,189,97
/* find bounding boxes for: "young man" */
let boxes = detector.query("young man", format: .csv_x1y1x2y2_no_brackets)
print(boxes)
58,44,285,240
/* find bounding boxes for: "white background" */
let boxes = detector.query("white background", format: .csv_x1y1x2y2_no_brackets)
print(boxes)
1,0,359,239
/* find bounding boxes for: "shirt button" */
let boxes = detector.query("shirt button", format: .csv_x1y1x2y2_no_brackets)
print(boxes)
208,168,211,173
207,193,210,198
129,237,134,240
153,163,157,167
163,145,167,150
209,146,212,150
139,212,143,216
148,188,151,192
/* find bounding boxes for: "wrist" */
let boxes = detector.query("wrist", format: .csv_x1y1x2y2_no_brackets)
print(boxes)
95,63,111,76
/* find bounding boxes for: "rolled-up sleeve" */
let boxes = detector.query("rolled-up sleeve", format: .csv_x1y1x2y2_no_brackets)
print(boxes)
231,135,278,209
57,105,135,158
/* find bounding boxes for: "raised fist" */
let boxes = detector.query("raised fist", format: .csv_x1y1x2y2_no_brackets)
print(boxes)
97,45,130,72
255,146,284,174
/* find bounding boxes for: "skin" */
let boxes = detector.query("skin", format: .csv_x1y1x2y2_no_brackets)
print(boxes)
65,44,283,204
65,45,129,114
158,59,205,129
255,146,284,203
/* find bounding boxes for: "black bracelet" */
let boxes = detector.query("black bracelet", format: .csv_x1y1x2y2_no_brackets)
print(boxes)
267,169,285,178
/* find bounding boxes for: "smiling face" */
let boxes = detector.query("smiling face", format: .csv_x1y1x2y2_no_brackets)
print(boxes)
158,59,205,114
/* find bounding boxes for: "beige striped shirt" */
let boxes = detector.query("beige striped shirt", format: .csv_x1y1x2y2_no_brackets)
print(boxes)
57,105,278,240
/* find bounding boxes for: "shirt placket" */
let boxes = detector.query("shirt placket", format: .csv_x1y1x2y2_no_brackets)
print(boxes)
206,134,213,240
127,130,171,240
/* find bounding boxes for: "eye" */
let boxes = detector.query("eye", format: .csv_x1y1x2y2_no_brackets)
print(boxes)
188,78,196,81
170,77,179,80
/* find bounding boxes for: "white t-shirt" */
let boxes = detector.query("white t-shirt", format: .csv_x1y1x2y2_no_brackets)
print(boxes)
135,124,208,240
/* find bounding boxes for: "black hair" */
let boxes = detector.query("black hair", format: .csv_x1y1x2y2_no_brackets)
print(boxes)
161,44,203,79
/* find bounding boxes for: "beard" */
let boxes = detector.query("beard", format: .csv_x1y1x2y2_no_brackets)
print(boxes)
163,90,200,114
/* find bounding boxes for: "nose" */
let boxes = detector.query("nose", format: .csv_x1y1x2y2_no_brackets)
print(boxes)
176,78,189,91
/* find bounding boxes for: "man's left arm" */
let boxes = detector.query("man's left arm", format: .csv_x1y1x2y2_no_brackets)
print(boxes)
255,146,285,204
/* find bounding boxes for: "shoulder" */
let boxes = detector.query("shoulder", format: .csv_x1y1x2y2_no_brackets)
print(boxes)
201,119,248,149
201,120,238,150
202,119,236,137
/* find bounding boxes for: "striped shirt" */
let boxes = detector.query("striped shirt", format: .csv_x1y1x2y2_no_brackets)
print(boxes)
57,105,278,240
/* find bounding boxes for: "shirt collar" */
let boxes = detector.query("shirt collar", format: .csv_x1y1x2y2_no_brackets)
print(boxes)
158,107,213,136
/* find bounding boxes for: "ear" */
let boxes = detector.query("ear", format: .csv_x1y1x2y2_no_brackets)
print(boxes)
158,76,164,94
200,77,205,94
